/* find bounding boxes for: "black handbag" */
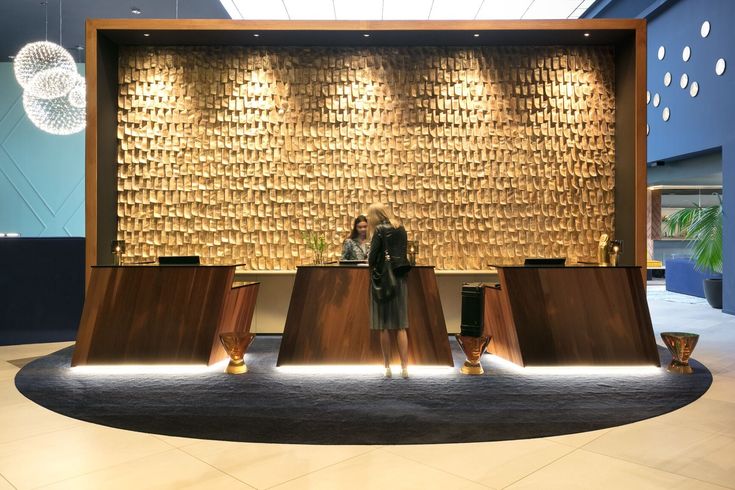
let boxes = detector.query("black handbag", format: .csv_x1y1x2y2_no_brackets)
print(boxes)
371,231,397,303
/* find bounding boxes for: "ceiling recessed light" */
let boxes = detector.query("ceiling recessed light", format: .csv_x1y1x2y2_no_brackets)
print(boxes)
143,33,150,37
253,33,260,37
473,33,480,38
363,33,370,37
584,32,590,37
131,7,141,15
75,45,84,51
9,55,15,60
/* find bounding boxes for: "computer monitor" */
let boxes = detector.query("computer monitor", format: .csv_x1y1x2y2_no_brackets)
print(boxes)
158,255,201,265
523,257,566,267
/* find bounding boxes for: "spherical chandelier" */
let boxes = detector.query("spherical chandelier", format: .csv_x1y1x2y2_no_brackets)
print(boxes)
23,88,86,136
67,73,86,109
13,0,86,135
14,41,76,97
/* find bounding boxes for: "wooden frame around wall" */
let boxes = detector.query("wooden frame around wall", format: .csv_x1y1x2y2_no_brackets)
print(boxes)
84,19,647,287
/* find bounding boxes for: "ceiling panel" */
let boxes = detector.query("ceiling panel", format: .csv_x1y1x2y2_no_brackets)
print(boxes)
383,0,433,20
429,0,484,20
476,0,534,19
282,0,335,20
227,0,289,19
334,0,383,20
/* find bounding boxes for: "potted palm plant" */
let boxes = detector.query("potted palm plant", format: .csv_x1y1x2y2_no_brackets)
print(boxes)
663,195,723,308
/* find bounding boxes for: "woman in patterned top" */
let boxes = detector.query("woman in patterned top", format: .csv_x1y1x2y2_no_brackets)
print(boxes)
341,215,369,261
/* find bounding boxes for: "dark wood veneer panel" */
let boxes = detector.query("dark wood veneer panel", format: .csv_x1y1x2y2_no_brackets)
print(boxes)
72,266,259,365
277,266,453,366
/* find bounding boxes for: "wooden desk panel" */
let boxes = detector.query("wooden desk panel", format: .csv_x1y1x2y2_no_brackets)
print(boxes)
72,266,259,366
277,266,453,366
484,266,660,367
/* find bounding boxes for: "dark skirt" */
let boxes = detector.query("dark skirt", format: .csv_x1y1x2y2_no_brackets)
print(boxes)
370,274,409,330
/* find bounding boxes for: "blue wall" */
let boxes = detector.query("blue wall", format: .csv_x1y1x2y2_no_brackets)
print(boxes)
593,0,734,314
0,62,85,237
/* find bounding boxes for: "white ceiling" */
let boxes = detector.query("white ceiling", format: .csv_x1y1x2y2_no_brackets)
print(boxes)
220,0,597,20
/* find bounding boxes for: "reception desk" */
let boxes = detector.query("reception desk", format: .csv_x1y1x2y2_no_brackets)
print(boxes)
72,265,259,366
483,265,660,367
277,265,454,366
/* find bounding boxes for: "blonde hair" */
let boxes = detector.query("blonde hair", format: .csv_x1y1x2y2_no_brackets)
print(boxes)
367,203,401,233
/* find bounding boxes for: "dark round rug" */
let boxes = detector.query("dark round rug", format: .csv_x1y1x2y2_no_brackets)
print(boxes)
15,337,711,445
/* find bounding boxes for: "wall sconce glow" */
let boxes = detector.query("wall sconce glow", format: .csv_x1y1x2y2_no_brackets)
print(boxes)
253,33,260,37
583,32,590,37
701,20,711,38
662,106,670,121
663,71,671,86
682,46,691,62
653,93,660,107
473,33,480,38
715,58,726,76
657,45,665,60
680,73,688,89
646,124,650,135
143,33,151,37
646,90,650,104
363,33,370,37
690,81,699,97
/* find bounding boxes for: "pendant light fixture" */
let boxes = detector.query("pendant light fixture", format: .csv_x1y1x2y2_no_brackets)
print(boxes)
13,0,86,135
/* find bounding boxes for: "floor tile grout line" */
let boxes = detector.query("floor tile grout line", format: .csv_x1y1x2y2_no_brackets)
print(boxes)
0,419,86,447
576,442,735,490
496,446,579,489
0,472,18,490
378,446,498,489
30,446,176,490
256,446,385,490
166,446,258,490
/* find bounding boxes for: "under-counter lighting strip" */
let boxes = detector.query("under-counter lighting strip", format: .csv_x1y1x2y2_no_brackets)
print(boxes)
487,355,663,376
71,360,229,375
277,365,454,376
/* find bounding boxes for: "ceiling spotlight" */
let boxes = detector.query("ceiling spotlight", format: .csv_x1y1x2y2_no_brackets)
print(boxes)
143,33,150,37
8,55,15,60
74,45,84,51
131,7,141,15
363,33,370,37
253,33,260,37
584,32,590,37
473,33,480,38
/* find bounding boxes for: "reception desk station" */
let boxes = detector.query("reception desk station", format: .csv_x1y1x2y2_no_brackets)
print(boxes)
277,265,453,366
72,265,259,366
483,265,660,367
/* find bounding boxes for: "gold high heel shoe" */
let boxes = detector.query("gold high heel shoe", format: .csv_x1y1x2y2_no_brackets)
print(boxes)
401,367,409,379
384,367,392,378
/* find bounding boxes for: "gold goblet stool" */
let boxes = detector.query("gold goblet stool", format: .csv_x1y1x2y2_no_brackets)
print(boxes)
455,335,492,375
219,332,256,374
660,332,699,374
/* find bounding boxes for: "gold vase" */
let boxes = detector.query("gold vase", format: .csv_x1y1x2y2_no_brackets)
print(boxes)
455,335,492,375
219,332,256,374
660,332,699,374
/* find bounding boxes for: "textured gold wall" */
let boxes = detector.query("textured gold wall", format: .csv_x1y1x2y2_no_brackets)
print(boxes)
117,45,615,269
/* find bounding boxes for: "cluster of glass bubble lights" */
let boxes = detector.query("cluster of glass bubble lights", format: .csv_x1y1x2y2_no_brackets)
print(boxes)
13,41,85,135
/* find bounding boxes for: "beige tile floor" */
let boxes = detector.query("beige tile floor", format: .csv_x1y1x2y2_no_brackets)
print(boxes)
0,285,733,489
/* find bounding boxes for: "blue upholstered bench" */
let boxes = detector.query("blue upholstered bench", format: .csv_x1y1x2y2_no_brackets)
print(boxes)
665,257,720,298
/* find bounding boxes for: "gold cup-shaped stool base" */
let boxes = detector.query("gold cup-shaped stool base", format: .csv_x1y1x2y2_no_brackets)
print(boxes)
219,332,256,375
660,332,699,374
455,335,492,375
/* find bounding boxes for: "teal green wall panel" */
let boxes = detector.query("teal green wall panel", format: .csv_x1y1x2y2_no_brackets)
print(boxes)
0,62,85,237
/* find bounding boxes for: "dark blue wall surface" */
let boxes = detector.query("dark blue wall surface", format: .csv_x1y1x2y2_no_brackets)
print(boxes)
593,0,734,313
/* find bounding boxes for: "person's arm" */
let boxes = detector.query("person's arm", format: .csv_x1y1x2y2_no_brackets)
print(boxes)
341,240,353,260
368,229,382,267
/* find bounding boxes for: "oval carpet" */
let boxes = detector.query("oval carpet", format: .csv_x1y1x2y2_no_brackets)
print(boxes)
15,337,711,445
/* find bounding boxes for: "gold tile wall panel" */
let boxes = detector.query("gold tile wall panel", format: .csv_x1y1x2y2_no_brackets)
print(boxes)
117,46,615,270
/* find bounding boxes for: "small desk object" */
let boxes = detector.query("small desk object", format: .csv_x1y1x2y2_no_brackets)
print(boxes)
72,265,259,366
483,265,660,367
277,265,453,366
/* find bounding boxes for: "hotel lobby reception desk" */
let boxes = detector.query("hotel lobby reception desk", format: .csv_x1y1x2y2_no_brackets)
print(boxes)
277,265,454,366
484,266,660,367
72,265,259,366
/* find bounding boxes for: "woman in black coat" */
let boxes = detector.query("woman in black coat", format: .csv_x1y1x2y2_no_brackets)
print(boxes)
367,203,411,378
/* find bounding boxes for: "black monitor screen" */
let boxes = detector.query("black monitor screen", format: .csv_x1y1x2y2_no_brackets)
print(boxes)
523,257,566,267
158,255,200,265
